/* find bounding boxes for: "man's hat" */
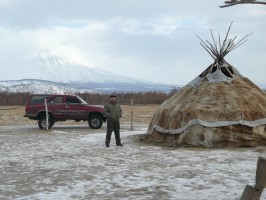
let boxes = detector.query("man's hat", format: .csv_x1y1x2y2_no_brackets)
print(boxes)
110,93,116,98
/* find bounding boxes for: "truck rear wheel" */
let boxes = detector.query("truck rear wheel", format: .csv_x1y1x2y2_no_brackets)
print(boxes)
38,116,54,130
88,115,103,129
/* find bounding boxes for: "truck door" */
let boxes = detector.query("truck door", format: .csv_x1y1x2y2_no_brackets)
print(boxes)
65,96,86,119
48,96,68,119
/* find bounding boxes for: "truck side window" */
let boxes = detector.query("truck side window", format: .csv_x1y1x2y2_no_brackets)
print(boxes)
51,96,64,104
30,95,50,104
66,97,81,104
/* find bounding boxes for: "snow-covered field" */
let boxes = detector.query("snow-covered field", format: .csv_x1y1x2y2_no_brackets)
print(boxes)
0,124,266,200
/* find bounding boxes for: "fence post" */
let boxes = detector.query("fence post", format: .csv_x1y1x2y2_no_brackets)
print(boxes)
240,156,266,200
130,99,134,131
44,99,49,131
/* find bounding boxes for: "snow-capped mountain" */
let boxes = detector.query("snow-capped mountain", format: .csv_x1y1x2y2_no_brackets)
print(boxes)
1,55,138,83
0,55,174,93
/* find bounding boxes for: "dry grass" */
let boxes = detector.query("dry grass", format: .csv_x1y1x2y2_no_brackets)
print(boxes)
0,106,34,126
0,105,159,126
120,105,158,125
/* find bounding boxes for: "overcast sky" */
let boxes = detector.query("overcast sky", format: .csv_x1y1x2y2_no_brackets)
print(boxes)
0,0,265,87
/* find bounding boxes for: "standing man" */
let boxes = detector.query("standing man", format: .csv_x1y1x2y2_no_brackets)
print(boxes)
103,93,123,147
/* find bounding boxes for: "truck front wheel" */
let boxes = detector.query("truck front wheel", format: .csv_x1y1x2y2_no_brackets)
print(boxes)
38,116,54,130
88,115,103,129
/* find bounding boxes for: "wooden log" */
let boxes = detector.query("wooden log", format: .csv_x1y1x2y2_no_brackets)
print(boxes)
256,156,266,188
240,156,266,200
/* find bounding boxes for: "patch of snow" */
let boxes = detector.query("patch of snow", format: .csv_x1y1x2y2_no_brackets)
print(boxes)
0,126,265,200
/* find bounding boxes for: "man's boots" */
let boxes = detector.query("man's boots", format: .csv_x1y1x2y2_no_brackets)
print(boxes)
116,141,123,147
105,142,110,148
114,131,122,146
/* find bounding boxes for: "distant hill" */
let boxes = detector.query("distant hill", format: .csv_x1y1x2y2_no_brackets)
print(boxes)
0,79,176,93
0,79,96,94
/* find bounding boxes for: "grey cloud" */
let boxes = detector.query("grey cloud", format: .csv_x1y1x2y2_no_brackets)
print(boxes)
0,0,265,85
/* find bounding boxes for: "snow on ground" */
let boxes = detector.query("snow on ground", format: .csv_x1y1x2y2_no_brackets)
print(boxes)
0,124,266,200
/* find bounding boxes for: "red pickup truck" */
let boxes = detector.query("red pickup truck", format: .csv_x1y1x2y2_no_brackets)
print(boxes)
24,94,106,130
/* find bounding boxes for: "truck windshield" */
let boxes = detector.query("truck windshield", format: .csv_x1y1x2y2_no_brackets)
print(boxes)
77,96,88,104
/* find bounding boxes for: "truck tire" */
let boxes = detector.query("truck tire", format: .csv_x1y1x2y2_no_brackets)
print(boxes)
88,115,103,129
38,115,54,130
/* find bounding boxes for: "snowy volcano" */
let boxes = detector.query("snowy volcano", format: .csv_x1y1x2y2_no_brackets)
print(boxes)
0,55,174,93
1,55,138,84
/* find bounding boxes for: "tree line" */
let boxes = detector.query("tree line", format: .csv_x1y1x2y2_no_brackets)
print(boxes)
0,89,178,106
1,87,264,106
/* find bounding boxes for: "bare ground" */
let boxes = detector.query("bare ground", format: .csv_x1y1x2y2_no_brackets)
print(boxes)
0,105,266,200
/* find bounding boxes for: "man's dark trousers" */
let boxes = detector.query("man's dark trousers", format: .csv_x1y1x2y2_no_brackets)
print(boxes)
105,119,121,145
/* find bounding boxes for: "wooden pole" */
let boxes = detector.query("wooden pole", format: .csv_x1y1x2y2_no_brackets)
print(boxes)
240,156,266,200
44,99,49,131
220,0,266,8
130,99,134,131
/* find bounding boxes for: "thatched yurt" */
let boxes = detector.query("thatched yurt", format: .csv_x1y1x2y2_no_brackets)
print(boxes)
145,24,266,148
